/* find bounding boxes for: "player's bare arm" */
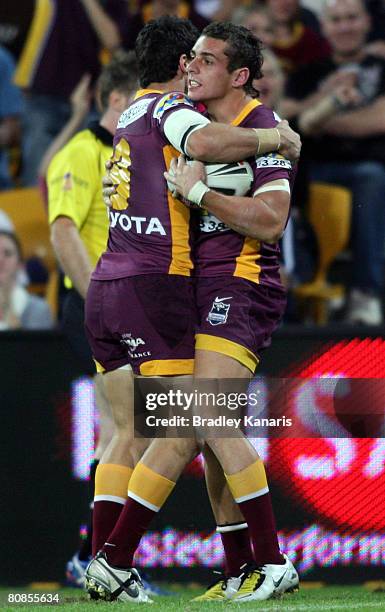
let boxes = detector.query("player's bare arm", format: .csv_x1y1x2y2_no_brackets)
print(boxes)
50,216,93,299
165,156,290,243
186,119,300,163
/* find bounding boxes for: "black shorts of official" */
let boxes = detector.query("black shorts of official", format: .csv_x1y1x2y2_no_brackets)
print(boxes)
61,288,95,376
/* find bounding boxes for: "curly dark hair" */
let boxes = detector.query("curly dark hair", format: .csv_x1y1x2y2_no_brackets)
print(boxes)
135,16,200,88
201,22,264,97
98,50,139,111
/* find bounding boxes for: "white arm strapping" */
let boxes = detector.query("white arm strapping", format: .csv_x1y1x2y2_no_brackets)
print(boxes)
253,179,290,198
163,108,210,154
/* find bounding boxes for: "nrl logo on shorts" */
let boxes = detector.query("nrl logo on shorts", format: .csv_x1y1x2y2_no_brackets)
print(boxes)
207,296,232,326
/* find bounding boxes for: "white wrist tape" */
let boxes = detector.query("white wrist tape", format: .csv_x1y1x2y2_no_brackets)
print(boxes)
187,180,210,207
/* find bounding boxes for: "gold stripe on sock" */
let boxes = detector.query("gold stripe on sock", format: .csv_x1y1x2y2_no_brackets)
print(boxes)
94,463,133,499
225,459,268,501
128,463,175,510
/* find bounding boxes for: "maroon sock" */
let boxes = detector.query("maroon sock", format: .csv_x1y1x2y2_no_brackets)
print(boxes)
92,501,124,557
101,498,156,568
218,523,254,576
238,492,284,566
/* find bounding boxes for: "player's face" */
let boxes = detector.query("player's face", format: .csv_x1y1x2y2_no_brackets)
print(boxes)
322,0,370,56
0,235,20,286
187,37,238,104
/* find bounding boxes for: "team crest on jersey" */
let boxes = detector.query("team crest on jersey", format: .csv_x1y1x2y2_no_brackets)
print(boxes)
153,92,193,120
121,333,151,359
207,296,232,326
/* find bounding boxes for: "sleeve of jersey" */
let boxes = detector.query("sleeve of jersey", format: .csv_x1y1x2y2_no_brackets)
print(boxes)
155,92,210,154
250,105,292,196
47,141,97,228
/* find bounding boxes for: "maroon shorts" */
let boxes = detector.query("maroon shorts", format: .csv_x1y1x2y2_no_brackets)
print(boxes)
195,276,287,373
85,274,196,375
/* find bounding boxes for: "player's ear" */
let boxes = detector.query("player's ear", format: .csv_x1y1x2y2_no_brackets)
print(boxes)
232,67,249,89
179,54,189,74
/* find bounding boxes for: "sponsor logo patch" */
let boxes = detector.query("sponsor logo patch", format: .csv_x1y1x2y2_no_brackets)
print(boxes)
121,333,151,359
207,296,232,326
153,92,193,120
109,211,166,235
117,98,152,128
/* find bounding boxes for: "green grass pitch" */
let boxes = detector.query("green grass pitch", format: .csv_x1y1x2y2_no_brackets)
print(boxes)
1,586,385,611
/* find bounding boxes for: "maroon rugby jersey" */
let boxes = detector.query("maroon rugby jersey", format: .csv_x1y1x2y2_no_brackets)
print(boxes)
92,90,198,280
195,99,293,289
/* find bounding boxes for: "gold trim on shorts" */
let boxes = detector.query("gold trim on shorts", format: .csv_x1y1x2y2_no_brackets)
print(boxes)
94,359,106,373
195,334,259,373
139,359,194,376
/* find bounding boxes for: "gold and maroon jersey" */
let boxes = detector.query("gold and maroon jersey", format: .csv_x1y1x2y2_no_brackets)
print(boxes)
195,99,293,289
92,90,209,281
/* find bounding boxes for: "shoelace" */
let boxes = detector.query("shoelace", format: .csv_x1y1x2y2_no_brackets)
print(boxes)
238,563,264,587
206,570,228,591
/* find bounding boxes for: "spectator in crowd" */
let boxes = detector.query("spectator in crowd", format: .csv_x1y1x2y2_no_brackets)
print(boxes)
121,0,209,49
0,45,23,191
282,0,385,325
14,0,126,187
238,5,275,48
254,48,285,109
0,230,53,330
265,0,330,72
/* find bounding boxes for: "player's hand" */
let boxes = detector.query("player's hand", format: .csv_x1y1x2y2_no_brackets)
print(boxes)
164,155,206,201
102,160,116,208
276,120,301,162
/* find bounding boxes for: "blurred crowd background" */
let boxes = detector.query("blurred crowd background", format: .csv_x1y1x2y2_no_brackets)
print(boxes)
1,0,385,329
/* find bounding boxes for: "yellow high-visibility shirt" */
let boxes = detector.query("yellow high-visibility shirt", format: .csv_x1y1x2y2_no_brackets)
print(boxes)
47,123,112,288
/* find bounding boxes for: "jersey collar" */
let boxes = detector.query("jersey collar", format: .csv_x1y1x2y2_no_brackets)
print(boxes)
231,99,261,126
134,88,164,100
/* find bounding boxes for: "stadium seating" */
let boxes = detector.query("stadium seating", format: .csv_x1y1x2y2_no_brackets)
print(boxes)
294,182,352,324
0,187,58,318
